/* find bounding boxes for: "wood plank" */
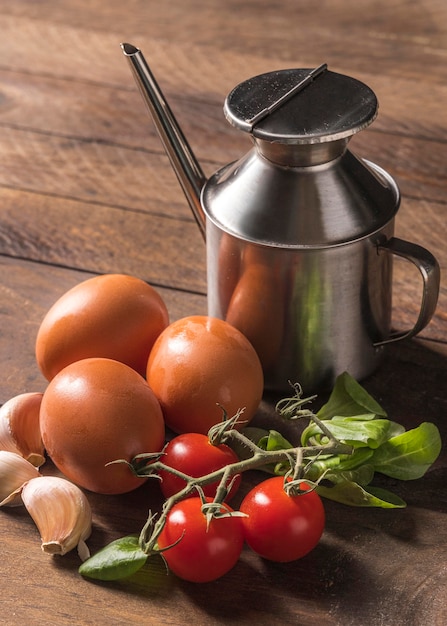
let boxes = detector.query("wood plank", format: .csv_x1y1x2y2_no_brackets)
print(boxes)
2,64,447,154
0,126,197,218
1,9,447,138
1,7,447,98
0,186,207,291
1,1,447,86
1,11,446,213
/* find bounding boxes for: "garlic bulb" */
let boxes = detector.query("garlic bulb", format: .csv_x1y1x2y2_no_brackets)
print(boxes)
21,476,92,560
0,393,45,467
0,450,41,506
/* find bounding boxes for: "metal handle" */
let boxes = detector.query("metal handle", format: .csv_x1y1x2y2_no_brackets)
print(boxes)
374,237,440,347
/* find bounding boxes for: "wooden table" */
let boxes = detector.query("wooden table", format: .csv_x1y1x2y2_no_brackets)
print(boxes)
1,1,446,624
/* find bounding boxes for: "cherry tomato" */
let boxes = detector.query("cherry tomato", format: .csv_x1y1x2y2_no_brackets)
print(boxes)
159,433,241,500
157,497,244,582
36,273,169,380
239,476,325,562
146,315,264,435
40,357,165,495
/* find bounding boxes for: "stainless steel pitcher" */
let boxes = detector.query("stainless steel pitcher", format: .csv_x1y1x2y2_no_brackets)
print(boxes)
122,43,440,392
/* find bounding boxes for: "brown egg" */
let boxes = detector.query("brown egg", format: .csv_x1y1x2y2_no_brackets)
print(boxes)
146,316,264,435
35,274,169,381
40,357,165,494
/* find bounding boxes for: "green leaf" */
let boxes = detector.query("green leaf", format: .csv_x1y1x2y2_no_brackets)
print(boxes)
334,447,375,471
364,486,407,507
302,416,403,449
258,430,294,452
256,430,295,475
236,428,295,474
302,454,342,479
325,464,376,487
317,372,387,420
316,481,406,508
371,422,442,480
302,447,374,482
79,535,148,581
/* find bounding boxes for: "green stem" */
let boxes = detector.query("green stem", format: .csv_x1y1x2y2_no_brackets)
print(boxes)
136,427,352,555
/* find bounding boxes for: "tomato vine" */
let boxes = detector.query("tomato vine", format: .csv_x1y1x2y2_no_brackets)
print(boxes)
79,372,441,583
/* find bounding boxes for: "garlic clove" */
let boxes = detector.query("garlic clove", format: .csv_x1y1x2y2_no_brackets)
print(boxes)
20,476,92,559
0,393,45,467
0,450,42,506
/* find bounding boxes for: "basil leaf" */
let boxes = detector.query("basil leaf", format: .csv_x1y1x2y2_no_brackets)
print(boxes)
302,448,374,483
302,416,402,449
256,430,295,475
79,535,148,581
364,486,407,507
258,430,293,452
317,372,387,420
335,447,375,471
316,481,406,508
371,422,442,480
325,464,375,486
301,455,342,482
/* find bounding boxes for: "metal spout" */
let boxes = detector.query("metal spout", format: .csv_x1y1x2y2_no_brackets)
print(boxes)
121,43,206,239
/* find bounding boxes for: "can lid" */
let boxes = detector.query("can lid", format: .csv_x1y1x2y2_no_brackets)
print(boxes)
224,66,378,144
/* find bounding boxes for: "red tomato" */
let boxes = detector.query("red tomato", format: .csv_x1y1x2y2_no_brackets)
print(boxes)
239,476,325,562
157,497,244,582
146,316,264,435
158,433,241,500
40,357,165,495
36,274,169,380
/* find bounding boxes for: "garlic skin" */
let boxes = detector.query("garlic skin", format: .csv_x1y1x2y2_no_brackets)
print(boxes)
21,476,92,560
0,393,45,467
0,450,41,506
